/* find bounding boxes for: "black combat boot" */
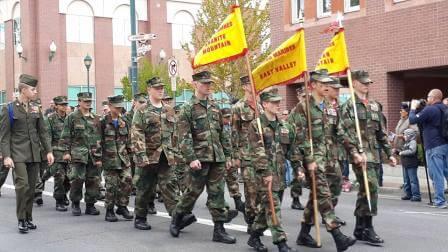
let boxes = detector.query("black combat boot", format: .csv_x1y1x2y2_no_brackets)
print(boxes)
330,228,357,252
246,216,255,234
25,219,37,230
170,212,184,237
35,193,43,206
56,200,68,212
148,202,157,214
362,216,384,246
134,216,151,230
296,223,321,248
18,220,28,234
224,209,238,223
335,216,346,226
247,230,267,252
98,189,106,201
212,222,236,244
233,196,245,212
105,207,118,222
85,203,100,215
72,201,81,216
179,213,197,230
116,206,134,220
353,216,365,240
291,197,304,210
277,240,297,252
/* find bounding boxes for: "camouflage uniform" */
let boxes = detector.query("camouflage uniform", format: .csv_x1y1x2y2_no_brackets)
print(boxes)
100,113,133,210
172,104,189,194
232,97,260,223
59,98,102,207
131,92,178,219
287,104,304,197
222,108,241,199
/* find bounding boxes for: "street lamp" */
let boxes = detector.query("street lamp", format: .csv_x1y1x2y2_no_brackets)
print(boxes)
49,41,57,62
16,43,27,61
83,54,92,93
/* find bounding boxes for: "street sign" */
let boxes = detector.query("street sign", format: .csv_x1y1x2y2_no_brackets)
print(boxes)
128,33,157,42
168,58,178,78
171,78,177,92
137,44,151,55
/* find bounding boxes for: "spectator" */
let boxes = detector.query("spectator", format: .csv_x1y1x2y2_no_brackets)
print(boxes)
443,97,448,106
409,89,448,209
44,100,55,116
399,128,421,202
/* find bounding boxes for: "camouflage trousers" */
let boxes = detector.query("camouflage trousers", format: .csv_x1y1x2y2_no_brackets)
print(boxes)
290,166,303,198
302,161,338,231
241,162,258,220
324,160,342,207
68,161,100,204
175,163,189,194
253,190,287,244
225,166,241,198
104,168,133,209
0,165,9,188
42,162,71,201
134,154,178,217
174,162,229,222
12,162,39,220
34,161,48,198
352,162,379,217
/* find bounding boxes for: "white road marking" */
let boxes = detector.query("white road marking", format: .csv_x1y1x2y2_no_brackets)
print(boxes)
2,183,272,236
399,210,448,217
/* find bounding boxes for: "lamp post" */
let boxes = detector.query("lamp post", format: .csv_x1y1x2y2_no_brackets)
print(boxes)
83,54,92,93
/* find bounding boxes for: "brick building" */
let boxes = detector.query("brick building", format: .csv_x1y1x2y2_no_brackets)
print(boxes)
270,0,448,128
0,0,200,110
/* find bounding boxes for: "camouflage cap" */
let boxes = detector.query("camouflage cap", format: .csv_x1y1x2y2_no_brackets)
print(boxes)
147,77,165,88
310,69,334,84
240,75,250,85
163,94,173,101
107,95,125,108
328,77,344,89
19,74,38,87
192,71,214,84
296,83,305,94
352,70,373,84
260,88,282,102
101,100,109,106
53,96,68,105
134,93,147,102
77,92,93,101
221,108,232,118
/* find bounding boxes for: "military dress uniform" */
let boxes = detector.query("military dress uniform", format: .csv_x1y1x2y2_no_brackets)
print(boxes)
100,95,134,222
339,70,393,245
247,89,296,252
0,74,52,233
59,92,102,216
131,77,179,230
170,71,237,244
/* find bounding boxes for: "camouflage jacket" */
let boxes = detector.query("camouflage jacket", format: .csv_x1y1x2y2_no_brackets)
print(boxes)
248,113,296,191
178,96,232,164
339,95,392,164
131,102,176,167
47,112,68,162
100,114,132,170
59,110,102,164
231,98,263,162
124,110,134,127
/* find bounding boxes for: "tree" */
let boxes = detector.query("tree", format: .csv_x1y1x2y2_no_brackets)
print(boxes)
121,58,193,101
184,0,270,99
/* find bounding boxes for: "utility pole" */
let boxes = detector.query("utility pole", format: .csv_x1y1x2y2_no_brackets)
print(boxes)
130,0,138,96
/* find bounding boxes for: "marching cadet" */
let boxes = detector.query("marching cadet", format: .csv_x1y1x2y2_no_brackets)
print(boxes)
169,71,237,244
131,77,182,230
231,75,260,233
287,85,306,211
0,74,54,233
339,70,396,246
43,96,71,211
59,92,102,216
124,93,147,197
290,70,356,252
34,98,48,206
100,95,134,222
221,107,245,213
247,88,296,252
173,104,188,194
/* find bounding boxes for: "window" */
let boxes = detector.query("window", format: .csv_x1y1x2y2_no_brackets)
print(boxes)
291,0,305,24
317,0,331,18
0,90,6,109
68,86,96,111
66,1,94,43
344,0,360,13
113,5,135,46
172,11,194,50
0,23,5,49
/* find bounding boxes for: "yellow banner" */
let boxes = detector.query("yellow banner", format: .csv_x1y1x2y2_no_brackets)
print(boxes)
315,28,350,75
252,29,308,93
192,6,248,69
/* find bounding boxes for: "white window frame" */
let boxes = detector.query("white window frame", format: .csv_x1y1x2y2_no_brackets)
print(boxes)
317,0,332,18
291,0,305,24
393,0,408,3
344,0,360,13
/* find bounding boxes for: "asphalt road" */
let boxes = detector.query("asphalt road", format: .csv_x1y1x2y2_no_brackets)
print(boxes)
1,175,447,252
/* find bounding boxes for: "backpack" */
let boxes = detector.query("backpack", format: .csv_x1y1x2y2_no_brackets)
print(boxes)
438,105,448,140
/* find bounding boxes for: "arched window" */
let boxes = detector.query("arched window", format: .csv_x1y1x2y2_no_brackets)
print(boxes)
113,5,135,46
171,11,194,50
66,0,94,43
